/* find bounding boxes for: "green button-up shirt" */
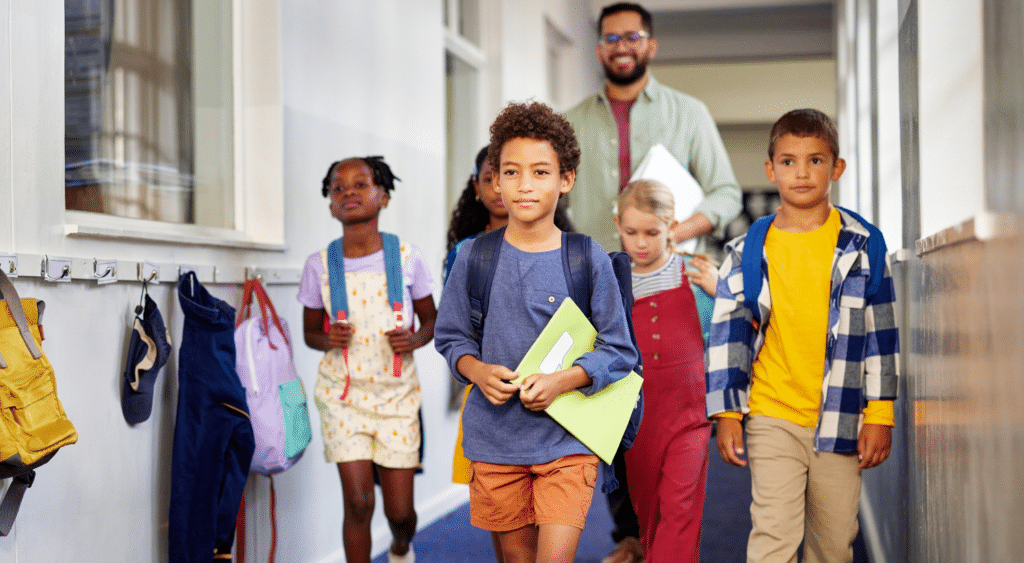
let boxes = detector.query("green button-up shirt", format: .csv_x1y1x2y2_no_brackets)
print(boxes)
564,75,742,253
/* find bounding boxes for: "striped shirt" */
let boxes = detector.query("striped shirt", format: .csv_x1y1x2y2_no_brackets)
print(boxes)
631,253,685,300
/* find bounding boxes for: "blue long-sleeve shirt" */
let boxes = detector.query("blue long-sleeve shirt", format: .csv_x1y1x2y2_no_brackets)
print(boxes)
435,236,637,465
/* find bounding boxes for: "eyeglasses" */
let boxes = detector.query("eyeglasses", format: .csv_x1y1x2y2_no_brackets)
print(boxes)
599,30,650,47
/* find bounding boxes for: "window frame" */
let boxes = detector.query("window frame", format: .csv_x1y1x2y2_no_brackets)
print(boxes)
3,0,283,258
443,0,492,215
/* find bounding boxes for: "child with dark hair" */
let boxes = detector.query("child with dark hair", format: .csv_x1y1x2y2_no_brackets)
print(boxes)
435,101,637,563
299,156,437,563
446,147,504,254
707,108,900,563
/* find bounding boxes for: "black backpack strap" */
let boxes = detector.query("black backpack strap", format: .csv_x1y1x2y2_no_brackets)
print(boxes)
0,467,35,537
467,227,507,346
561,232,592,317
607,251,641,371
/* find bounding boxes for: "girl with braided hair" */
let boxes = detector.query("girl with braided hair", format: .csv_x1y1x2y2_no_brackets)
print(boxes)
299,156,437,563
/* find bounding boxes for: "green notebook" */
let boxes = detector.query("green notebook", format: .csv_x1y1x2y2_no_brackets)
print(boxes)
512,297,642,464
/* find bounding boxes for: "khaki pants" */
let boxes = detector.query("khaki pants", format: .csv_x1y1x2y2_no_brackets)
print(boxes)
745,416,861,563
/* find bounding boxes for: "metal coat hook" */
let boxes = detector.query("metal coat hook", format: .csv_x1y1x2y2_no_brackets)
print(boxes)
93,259,117,284
41,256,72,282
137,262,159,284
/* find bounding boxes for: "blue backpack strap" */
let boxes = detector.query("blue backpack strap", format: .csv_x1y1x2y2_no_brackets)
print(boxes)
380,233,403,310
467,227,506,345
836,207,888,300
326,237,347,320
561,232,592,317
741,213,775,324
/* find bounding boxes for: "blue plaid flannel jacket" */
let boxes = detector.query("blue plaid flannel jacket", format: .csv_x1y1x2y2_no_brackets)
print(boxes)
704,207,900,453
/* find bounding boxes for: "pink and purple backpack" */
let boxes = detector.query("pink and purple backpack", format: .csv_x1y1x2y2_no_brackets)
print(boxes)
234,278,312,475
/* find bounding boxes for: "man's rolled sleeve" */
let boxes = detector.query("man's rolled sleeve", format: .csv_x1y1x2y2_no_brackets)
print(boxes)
684,104,743,238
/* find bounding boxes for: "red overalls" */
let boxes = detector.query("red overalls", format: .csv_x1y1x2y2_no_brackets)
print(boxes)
624,267,712,563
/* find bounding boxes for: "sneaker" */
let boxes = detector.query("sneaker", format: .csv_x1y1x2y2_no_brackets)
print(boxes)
600,536,644,563
387,544,415,563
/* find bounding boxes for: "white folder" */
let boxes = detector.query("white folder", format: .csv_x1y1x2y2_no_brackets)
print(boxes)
627,144,705,253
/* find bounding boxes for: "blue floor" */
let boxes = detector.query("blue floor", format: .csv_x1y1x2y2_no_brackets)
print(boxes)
375,441,868,562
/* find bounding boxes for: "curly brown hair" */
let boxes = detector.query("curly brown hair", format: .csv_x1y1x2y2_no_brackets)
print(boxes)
486,101,580,177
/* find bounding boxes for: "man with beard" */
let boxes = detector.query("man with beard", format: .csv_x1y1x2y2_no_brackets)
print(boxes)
565,4,742,563
565,2,741,256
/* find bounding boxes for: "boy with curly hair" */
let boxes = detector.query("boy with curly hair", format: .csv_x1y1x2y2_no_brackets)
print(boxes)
435,101,638,563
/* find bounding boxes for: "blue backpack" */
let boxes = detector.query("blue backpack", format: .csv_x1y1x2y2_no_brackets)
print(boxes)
740,207,888,324
466,227,643,492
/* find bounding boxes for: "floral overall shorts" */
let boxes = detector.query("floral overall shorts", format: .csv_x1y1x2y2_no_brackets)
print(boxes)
314,245,421,468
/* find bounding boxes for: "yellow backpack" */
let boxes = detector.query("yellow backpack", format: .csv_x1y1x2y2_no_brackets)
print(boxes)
0,269,78,536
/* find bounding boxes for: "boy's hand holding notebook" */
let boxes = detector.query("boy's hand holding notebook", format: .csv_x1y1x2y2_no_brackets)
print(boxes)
512,298,642,464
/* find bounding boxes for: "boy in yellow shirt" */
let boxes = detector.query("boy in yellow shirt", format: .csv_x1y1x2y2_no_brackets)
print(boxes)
705,108,900,563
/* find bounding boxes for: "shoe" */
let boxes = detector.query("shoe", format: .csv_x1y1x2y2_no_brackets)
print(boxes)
601,536,644,563
388,544,415,563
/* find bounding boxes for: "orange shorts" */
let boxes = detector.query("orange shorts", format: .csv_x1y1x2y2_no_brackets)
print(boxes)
468,454,599,532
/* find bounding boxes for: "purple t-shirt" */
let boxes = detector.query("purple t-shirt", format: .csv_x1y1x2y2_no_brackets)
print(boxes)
296,242,435,324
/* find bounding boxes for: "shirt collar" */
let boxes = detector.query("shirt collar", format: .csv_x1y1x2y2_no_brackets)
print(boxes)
598,73,660,104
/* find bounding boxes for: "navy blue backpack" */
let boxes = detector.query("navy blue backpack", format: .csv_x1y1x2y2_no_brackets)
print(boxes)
465,226,643,491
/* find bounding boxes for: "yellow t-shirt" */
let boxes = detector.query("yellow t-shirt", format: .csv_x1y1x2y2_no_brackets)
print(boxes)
722,208,893,427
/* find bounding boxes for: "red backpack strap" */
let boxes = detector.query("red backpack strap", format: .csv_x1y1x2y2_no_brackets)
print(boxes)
235,491,247,563
233,477,278,563
268,476,278,563
236,279,257,328
250,278,289,349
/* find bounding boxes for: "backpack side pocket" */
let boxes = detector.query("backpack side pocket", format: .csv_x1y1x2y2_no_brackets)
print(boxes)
277,378,312,459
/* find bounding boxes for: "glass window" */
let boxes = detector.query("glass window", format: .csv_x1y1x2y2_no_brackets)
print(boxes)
546,19,571,109
64,0,234,228
458,0,481,45
444,0,487,214
446,52,481,207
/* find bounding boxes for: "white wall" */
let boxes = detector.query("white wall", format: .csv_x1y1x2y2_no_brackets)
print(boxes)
653,59,837,126
0,1,599,562
499,0,603,111
917,0,984,239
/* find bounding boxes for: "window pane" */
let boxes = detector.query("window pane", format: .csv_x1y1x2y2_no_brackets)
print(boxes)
458,0,480,45
445,52,480,212
64,0,234,228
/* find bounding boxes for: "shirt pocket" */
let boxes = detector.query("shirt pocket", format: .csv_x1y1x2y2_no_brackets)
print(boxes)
839,267,869,309
527,287,571,319
727,269,745,297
